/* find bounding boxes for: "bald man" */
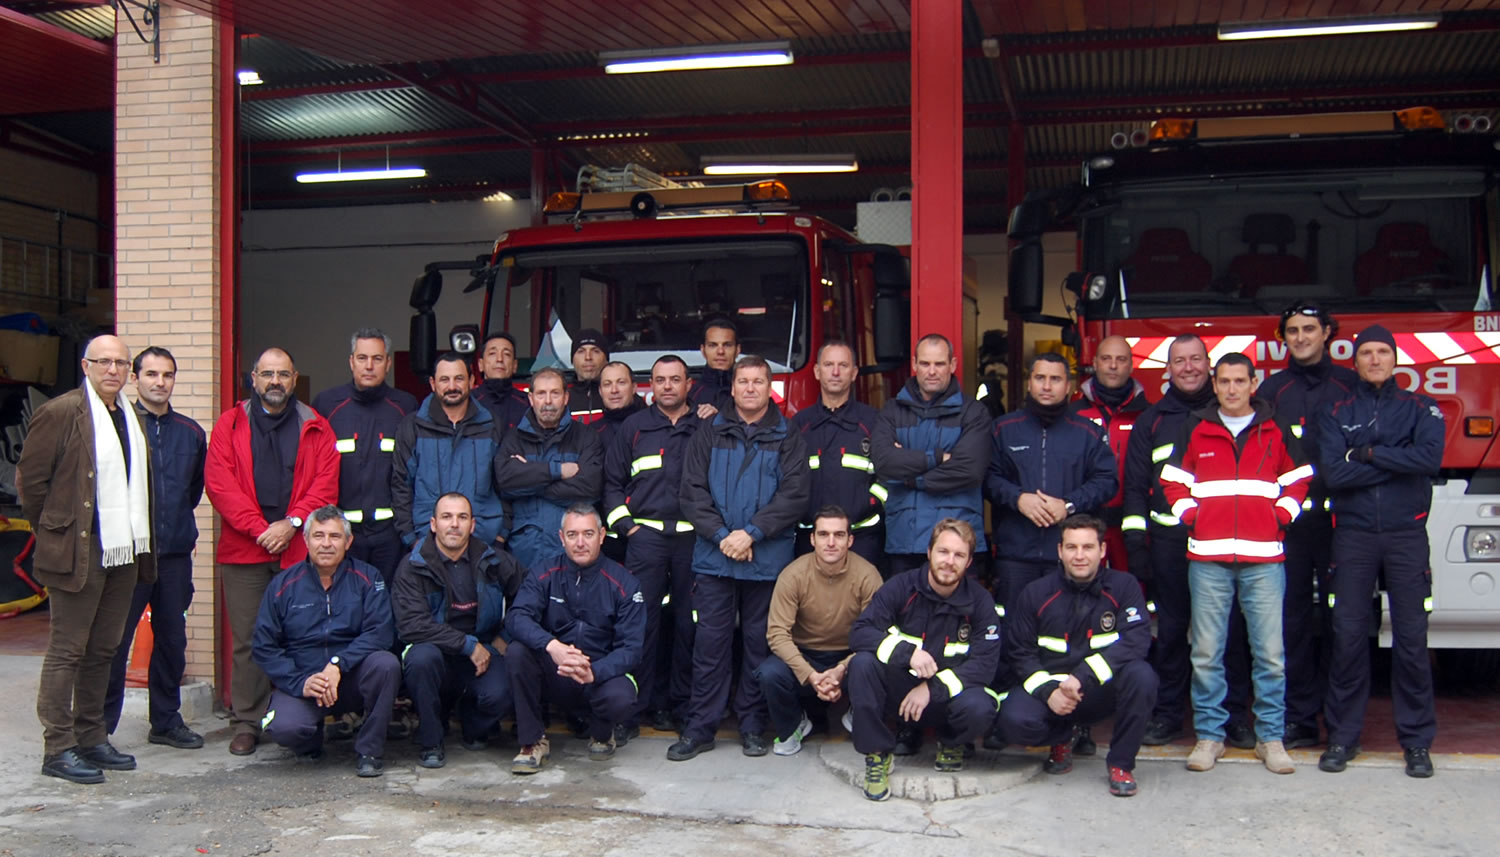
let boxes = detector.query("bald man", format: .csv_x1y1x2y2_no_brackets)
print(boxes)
20,335,157,783
205,347,340,756
1070,336,1150,575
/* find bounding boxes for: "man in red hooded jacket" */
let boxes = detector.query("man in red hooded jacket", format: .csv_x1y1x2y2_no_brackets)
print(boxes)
205,347,339,756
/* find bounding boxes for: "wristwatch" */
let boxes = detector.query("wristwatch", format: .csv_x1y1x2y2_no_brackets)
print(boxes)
329,655,342,672
288,515,303,528
1064,502,1077,515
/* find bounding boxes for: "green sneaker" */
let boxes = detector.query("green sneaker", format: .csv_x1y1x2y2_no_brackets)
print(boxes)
935,744,965,773
863,752,893,801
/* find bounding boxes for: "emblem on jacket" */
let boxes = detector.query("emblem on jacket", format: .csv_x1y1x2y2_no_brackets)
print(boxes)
861,436,871,454
1125,606,1143,623
1100,611,1116,632
957,622,970,643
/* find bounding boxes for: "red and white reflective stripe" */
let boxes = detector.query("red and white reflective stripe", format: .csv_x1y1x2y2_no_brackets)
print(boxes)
1277,464,1314,486
1160,463,1195,485
1190,479,1280,499
1127,335,1257,369
1171,498,1198,519
1124,330,1500,370
1188,537,1284,558
1275,496,1303,520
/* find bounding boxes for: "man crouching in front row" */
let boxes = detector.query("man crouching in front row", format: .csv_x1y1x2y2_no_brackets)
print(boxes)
252,506,400,777
504,503,646,773
846,518,1001,801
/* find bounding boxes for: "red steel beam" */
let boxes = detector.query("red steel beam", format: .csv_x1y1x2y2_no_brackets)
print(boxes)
910,0,965,370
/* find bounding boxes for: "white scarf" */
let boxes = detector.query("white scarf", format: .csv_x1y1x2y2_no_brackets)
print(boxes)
84,380,151,567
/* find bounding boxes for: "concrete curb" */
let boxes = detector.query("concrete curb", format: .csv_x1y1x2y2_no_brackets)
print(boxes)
817,741,1042,801
121,680,214,724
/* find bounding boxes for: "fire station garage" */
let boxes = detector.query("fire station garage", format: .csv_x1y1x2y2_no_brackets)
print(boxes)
2,0,1499,798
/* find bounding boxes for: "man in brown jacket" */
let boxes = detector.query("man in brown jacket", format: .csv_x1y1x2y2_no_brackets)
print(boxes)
19,335,156,784
757,504,882,755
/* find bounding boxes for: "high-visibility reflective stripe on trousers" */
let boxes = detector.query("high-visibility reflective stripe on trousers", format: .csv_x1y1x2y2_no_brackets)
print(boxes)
343,508,394,523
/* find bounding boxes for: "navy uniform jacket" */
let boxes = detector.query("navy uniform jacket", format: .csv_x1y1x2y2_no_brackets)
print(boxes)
392,395,506,546
494,410,604,543
849,567,1002,705
1120,387,1205,575
391,535,524,657
1258,355,1358,515
603,404,702,535
789,397,884,527
689,367,734,414
134,402,205,555
1318,379,1445,532
1008,567,1151,701
505,553,646,684
251,557,394,695
871,377,992,555
987,408,1117,563
680,406,810,581
474,378,531,434
312,382,418,531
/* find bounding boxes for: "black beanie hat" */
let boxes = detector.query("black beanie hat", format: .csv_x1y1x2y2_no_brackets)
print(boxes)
1354,324,1397,356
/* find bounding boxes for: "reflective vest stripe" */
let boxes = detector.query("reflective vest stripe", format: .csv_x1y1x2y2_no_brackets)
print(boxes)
607,505,631,527
1090,632,1119,649
634,517,695,533
852,513,881,530
1085,653,1113,683
1424,596,1434,613
1290,424,1305,439
1190,479,1279,499
631,454,664,477
1152,444,1175,463
1160,463,1195,485
341,507,394,524
808,454,821,470
335,438,357,454
1275,496,1303,521
841,453,875,473
1037,635,1068,653
1023,671,1073,694
1149,510,1181,527
983,687,1005,709
942,641,970,657
1121,514,1147,532
1278,464,1314,486
380,437,396,452
1188,537,1285,558
877,626,924,664
869,483,889,502
1170,498,1198,519
935,669,964,697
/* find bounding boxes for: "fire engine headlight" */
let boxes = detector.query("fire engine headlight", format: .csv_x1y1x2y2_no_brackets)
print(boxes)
451,330,477,354
1465,527,1500,561
1087,274,1109,301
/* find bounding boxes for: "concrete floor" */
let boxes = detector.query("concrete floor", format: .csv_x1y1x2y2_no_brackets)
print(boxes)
0,652,1493,857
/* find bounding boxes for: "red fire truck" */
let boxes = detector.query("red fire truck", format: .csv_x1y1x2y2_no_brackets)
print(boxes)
406,173,911,413
1007,107,1500,650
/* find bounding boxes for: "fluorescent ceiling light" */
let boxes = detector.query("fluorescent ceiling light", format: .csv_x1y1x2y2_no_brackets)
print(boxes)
237,70,263,86
701,154,858,175
601,41,792,74
296,167,427,183
1218,15,1439,41
482,190,515,202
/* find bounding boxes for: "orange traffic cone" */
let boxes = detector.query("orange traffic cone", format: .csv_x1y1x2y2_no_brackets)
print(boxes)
125,607,153,688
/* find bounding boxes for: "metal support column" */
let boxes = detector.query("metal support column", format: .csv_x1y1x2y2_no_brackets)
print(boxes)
910,0,964,372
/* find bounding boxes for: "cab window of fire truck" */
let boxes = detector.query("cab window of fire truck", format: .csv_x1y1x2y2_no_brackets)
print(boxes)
498,263,537,370
820,244,851,344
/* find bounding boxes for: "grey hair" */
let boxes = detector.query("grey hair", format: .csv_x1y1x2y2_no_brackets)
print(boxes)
560,501,603,530
350,328,393,355
302,505,351,539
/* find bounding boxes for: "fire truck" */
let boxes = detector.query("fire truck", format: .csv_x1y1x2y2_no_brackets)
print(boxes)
1007,107,1500,651
406,166,911,413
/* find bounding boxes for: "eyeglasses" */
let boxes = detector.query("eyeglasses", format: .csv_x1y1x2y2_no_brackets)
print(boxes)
256,370,294,381
1280,305,1323,320
84,358,131,370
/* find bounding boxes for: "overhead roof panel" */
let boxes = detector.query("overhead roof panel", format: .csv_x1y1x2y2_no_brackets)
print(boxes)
240,89,478,143
0,5,111,115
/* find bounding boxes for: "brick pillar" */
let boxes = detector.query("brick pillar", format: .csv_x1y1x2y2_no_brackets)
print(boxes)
115,7,228,685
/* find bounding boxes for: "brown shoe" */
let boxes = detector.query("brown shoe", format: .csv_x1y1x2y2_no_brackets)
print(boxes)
229,733,258,756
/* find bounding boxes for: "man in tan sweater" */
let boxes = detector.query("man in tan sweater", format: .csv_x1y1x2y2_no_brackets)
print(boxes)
757,505,883,755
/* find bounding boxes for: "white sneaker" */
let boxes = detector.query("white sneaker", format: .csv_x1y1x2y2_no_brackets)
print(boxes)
841,709,854,734
773,713,814,756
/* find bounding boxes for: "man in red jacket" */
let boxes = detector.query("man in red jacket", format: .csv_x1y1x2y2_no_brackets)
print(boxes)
1159,352,1310,777
205,347,340,756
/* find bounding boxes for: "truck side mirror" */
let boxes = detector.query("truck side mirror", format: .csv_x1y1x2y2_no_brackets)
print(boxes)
873,291,909,364
409,310,437,378
1008,239,1045,316
410,269,442,311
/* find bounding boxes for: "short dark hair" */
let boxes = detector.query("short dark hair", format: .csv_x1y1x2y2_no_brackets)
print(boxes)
733,354,772,383
812,504,850,530
601,360,632,378
1276,302,1338,341
1214,352,1255,376
1028,351,1072,380
483,331,517,351
703,317,738,342
431,351,469,377
433,492,472,514
916,333,953,360
1167,334,1206,358
652,354,689,375
1058,513,1106,544
132,346,176,376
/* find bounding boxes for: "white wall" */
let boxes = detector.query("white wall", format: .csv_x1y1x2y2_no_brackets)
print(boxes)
964,230,1079,352
240,200,533,394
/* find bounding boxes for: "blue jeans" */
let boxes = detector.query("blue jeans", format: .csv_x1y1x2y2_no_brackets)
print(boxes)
1188,560,1286,743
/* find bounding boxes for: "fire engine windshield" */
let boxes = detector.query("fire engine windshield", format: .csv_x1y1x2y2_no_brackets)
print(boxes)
502,238,809,374
1082,168,1490,319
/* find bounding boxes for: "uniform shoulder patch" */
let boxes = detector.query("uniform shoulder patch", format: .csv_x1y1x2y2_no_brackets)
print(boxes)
1430,405,1443,419
632,591,644,602
1100,611,1116,632
1125,606,1143,623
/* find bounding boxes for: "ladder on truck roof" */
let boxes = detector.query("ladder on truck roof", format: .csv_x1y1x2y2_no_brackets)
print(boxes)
546,163,792,223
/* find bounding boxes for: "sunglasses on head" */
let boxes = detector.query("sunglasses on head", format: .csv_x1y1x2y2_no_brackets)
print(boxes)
1281,305,1323,320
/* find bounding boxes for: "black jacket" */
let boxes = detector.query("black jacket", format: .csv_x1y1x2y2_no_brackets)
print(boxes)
312,382,418,531
1318,379,1445,532
568,379,604,424
1257,355,1358,514
1007,567,1151,700
134,402,205,555
591,395,647,454
1121,385,1214,576
603,404,702,535
689,366,734,414
987,407,1117,563
474,377,531,434
789,397,883,527
849,567,1002,705
505,553,646,684
392,395,506,546
391,535,524,657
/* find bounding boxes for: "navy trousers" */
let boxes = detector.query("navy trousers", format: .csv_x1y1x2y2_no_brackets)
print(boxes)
348,524,403,586
1000,659,1158,770
402,643,512,750
845,651,996,755
1283,516,1333,731
263,651,401,758
506,642,636,745
104,553,194,735
624,528,696,724
681,574,774,743
755,648,849,741
1324,528,1437,749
